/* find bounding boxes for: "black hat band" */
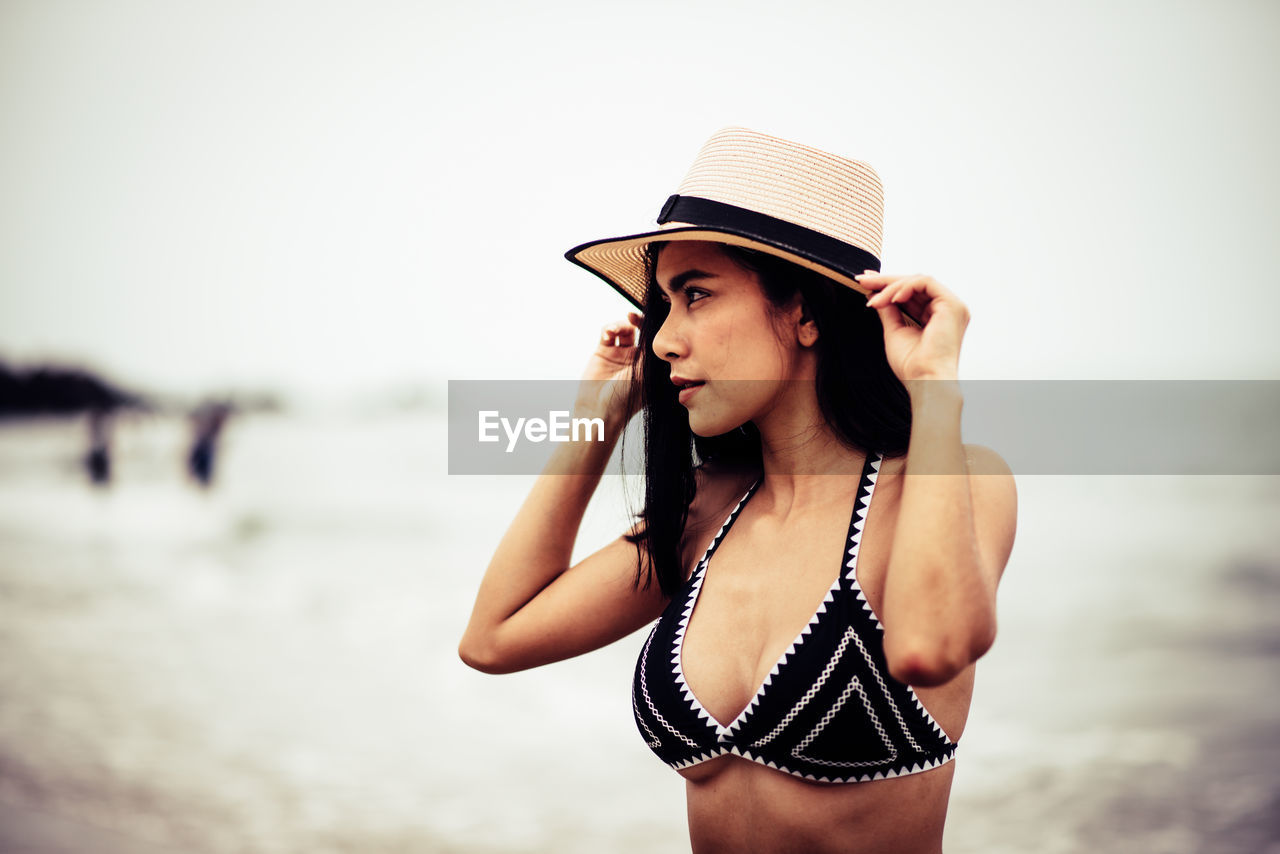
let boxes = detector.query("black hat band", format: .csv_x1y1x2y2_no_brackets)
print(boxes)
656,194,881,278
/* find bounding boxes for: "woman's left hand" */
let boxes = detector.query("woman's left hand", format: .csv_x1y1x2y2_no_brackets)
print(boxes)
856,272,970,383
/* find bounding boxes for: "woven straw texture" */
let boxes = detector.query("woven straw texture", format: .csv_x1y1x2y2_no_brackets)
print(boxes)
571,127,885,307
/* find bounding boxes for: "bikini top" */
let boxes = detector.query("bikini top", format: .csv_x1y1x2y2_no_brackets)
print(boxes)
631,452,958,784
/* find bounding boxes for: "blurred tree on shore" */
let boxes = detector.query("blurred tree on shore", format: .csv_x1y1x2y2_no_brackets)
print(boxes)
0,360,149,417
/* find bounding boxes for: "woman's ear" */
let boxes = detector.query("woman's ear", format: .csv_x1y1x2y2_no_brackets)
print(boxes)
797,301,819,348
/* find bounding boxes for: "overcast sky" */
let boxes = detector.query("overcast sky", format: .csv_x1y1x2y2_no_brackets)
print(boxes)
1,0,1277,404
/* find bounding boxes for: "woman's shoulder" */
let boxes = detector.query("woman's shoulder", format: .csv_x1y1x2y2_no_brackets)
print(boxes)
962,443,1014,477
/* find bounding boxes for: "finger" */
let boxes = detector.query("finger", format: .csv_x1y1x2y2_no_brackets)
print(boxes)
621,312,644,345
604,316,633,340
601,323,628,347
626,312,647,339
919,300,937,326
855,273,896,301
879,279,935,326
891,275,953,305
860,273,949,301
867,277,930,327
869,278,914,307
614,325,638,347
889,280,936,329
876,299,908,334
897,276,966,327
854,270,913,288
864,279,901,305
885,276,927,303
855,270,901,283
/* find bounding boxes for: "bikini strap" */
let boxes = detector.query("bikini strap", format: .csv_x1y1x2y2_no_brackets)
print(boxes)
841,451,885,590
693,477,762,575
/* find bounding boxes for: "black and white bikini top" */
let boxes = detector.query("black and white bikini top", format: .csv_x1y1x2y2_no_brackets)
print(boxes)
631,452,958,784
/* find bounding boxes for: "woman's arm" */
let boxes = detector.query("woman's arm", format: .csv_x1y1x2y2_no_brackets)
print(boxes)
879,382,1017,687
859,272,1018,687
458,431,668,673
458,313,669,674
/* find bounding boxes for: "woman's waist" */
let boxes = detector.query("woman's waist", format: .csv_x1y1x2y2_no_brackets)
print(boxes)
683,756,954,854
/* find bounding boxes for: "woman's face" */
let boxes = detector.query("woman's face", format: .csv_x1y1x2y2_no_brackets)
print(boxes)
652,241,811,437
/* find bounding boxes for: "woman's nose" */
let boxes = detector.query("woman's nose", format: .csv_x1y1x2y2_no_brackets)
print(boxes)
651,311,687,362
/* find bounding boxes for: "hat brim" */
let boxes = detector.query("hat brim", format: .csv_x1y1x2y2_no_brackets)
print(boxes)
565,225,923,328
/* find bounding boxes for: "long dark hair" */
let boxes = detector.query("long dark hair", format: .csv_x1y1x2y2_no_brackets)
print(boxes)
622,242,912,598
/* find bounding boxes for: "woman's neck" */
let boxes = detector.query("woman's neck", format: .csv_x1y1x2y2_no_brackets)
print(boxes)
751,381,866,509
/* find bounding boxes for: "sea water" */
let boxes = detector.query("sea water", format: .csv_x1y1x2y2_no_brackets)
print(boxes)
0,412,1276,853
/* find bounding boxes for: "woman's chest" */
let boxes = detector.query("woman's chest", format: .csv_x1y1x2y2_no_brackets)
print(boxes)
676,480,973,757
679,495,900,726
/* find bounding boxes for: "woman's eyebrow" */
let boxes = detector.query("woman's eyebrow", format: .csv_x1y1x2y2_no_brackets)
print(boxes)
657,269,717,296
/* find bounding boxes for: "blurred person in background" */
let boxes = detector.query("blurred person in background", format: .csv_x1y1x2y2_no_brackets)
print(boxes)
84,405,113,487
187,401,232,489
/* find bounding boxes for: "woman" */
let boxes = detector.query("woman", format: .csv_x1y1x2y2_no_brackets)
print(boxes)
459,127,1017,853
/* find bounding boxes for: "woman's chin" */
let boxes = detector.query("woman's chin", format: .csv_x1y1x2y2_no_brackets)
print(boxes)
687,413,739,438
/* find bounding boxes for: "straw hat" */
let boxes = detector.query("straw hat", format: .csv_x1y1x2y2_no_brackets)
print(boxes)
565,126,922,327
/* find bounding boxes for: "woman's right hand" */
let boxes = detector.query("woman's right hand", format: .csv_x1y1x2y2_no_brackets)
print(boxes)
575,311,645,430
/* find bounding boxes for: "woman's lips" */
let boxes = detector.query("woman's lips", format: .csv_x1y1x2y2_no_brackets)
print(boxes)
677,382,705,405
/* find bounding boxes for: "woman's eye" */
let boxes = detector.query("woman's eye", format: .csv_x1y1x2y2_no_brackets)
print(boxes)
657,288,707,306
